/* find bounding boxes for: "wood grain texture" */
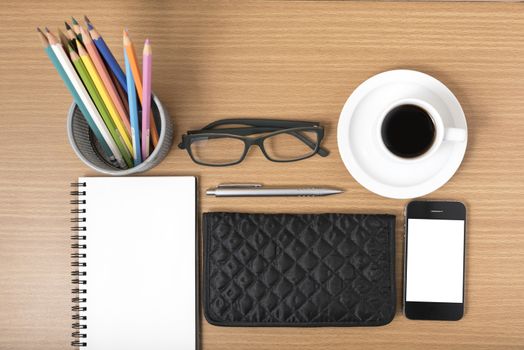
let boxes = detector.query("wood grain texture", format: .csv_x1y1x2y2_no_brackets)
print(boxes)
1,1,524,349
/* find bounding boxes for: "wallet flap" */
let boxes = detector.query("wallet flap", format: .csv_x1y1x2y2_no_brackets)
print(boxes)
204,212,396,327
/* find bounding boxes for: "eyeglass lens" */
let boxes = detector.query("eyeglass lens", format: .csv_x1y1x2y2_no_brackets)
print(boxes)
189,136,246,165
263,130,319,161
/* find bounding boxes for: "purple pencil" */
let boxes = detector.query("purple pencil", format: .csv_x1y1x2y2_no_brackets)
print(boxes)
141,39,152,159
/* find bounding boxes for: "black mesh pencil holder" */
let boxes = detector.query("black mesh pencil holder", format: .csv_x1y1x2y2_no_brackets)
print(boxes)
66,95,173,175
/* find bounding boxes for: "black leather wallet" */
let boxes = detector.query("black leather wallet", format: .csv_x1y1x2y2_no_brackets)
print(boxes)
203,212,396,327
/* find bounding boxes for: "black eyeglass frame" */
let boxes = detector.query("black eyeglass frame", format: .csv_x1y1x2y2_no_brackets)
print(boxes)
178,119,328,166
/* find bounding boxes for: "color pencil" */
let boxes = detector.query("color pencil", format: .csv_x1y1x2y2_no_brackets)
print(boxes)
71,17,82,38
62,24,79,52
69,45,133,167
76,41,134,155
123,29,159,147
64,22,75,40
37,28,117,165
141,39,152,159
80,26,131,136
109,67,129,115
57,28,70,49
81,17,128,116
86,20,130,117
86,19,127,93
65,21,81,42
43,28,126,168
124,47,142,166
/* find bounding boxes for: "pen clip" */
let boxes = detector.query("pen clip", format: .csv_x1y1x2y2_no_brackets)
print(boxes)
217,183,263,189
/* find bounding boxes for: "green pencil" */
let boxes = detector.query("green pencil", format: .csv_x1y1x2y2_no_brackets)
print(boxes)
68,45,133,167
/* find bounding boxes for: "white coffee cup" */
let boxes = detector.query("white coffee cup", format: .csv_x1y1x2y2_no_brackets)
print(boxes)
376,98,466,162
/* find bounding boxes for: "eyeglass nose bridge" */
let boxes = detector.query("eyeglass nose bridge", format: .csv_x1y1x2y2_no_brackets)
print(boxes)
243,137,266,157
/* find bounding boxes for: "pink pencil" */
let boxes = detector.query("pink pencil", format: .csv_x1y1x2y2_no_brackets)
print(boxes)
141,39,152,159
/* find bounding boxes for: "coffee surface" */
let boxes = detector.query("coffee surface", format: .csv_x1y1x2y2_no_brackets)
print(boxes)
381,104,436,158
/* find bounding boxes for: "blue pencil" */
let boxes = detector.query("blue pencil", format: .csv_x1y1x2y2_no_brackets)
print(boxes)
87,21,127,93
124,45,142,166
37,28,118,165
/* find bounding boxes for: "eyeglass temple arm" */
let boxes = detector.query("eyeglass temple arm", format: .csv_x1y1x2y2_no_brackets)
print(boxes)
202,118,320,129
289,131,329,157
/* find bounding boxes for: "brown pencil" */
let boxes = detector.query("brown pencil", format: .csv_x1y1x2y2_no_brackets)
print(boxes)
57,29,70,50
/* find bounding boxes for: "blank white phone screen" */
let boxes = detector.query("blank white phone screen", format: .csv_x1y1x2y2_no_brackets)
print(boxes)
406,219,465,303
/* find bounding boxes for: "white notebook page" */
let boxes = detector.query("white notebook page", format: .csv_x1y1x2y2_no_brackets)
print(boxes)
78,177,196,350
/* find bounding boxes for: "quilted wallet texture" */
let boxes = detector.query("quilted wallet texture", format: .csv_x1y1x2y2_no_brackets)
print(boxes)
204,212,396,327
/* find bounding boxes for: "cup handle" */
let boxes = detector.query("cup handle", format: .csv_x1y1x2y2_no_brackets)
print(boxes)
444,127,467,142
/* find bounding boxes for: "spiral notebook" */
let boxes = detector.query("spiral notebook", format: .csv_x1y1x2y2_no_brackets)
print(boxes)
71,176,197,349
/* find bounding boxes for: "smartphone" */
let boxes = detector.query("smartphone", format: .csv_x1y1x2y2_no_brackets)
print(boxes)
403,200,466,320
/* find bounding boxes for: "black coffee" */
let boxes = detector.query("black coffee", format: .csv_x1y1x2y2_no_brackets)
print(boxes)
381,104,436,158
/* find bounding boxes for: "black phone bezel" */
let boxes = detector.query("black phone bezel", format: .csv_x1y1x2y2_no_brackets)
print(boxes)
403,200,466,321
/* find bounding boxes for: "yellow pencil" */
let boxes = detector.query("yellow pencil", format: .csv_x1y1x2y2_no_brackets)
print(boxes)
77,40,133,155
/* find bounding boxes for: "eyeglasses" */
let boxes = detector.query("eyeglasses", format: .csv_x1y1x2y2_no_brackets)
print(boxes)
178,119,329,166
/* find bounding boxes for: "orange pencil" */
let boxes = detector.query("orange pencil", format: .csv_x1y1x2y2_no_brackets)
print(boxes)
123,29,159,146
81,26,131,135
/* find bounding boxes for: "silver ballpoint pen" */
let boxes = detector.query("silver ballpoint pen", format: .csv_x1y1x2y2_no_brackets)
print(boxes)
206,183,343,197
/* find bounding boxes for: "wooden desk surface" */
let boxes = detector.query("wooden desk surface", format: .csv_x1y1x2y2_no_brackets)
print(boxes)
1,1,524,349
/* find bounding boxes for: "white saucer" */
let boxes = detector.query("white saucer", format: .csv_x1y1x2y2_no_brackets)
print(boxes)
337,70,468,199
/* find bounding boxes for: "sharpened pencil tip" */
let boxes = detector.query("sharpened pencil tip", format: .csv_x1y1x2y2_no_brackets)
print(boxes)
44,27,50,33
37,27,49,47
84,15,91,24
71,17,79,25
78,25,90,43
87,22,93,31
145,38,150,44
64,21,71,30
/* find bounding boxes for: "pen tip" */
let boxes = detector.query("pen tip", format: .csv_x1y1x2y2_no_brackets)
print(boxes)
322,188,344,196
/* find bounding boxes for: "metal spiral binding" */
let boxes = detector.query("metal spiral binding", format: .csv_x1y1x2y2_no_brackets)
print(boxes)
71,182,87,347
